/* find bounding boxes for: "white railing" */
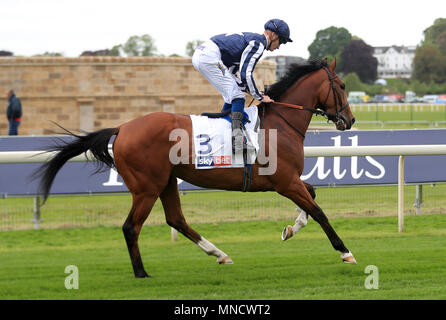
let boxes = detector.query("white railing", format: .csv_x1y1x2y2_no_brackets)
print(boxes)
2,144,446,233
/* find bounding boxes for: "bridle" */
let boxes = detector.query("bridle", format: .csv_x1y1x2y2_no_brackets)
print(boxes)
265,66,350,138
319,66,350,122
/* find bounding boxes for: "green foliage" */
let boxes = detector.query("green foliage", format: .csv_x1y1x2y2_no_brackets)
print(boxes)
366,84,385,96
436,31,446,55
308,26,352,61
342,71,445,96
185,39,204,57
412,45,446,83
108,45,122,56
1,214,446,299
343,73,365,94
413,18,446,84
339,40,377,83
423,18,446,50
122,34,157,57
409,80,430,95
384,78,410,94
33,52,64,57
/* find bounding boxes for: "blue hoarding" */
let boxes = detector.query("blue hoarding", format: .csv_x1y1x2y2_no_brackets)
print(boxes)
1,129,445,196
300,129,446,186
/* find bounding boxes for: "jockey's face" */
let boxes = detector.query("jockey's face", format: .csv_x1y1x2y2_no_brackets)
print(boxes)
267,33,281,51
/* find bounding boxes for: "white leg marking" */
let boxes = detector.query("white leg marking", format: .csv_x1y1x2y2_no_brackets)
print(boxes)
292,209,308,234
282,209,309,241
197,236,233,264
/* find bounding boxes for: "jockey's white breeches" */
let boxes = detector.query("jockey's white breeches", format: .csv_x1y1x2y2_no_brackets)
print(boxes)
192,40,245,104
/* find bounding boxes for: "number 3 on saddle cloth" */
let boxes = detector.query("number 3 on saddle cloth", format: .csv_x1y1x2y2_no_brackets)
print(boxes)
191,106,260,182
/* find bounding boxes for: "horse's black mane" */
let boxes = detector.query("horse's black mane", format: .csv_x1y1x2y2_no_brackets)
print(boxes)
265,59,328,101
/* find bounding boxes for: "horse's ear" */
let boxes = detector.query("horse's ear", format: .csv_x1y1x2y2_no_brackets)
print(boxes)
329,57,337,71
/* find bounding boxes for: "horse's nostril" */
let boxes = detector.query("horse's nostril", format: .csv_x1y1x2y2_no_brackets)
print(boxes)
352,117,356,125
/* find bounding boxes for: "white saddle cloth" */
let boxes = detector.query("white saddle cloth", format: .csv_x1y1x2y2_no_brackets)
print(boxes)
191,106,260,169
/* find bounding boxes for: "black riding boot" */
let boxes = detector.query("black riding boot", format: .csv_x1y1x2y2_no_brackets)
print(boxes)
231,111,244,163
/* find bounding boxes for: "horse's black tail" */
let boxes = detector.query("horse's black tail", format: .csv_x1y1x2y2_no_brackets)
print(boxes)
32,125,119,203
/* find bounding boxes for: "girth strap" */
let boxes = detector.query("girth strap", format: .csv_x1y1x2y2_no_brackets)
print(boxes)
242,137,252,192
242,164,252,192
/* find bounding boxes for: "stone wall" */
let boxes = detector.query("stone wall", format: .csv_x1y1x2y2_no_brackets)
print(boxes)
0,56,276,135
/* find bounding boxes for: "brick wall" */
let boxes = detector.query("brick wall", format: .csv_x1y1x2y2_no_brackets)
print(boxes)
0,56,276,135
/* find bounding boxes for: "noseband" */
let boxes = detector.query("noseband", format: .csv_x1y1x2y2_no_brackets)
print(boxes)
266,66,349,138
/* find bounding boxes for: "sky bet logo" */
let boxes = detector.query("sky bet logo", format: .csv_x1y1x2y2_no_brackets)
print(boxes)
197,156,232,167
197,156,214,167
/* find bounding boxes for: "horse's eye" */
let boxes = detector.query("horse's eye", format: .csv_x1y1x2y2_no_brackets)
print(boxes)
340,83,346,90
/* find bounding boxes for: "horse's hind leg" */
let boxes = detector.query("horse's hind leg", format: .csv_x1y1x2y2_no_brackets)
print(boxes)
160,175,233,264
282,182,314,241
122,193,158,278
280,178,356,264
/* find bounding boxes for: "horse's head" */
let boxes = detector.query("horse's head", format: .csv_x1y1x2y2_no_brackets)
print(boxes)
316,58,355,131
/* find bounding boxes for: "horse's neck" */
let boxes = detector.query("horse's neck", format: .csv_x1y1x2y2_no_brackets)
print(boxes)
262,83,319,138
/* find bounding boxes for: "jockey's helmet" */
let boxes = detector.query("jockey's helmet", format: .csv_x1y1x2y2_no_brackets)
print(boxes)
264,19,293,44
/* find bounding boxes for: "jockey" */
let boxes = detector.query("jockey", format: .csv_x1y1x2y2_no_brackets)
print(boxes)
192,19,292,154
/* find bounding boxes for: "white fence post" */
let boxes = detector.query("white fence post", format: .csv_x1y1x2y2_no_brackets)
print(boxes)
33,196,41,229
414,185,423,215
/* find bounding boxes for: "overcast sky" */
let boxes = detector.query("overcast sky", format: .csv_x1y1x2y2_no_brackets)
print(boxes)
1,0,444,59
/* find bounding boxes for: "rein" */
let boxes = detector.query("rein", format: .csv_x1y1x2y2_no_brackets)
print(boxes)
266,101,335,139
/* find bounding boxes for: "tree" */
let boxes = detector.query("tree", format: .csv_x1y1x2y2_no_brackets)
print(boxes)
385,78,410,95
80,49,110,56
409,80,429,95
122,34,157,56
412,45,446,83
33,52,63,57
185,39,204,57
109,45,122,56
0,50,13,56
436,31,446,55
423,18,446,47
308,26,352,62
342,73,365,95
339,39,377,83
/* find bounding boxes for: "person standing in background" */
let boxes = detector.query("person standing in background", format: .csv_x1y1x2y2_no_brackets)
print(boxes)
6,89,22,135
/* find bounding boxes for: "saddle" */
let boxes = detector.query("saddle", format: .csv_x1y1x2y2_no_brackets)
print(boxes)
201,110,251,125
191,107,260,191
201,110,252,160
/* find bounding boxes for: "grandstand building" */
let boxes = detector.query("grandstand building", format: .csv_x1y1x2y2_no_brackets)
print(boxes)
264,55,306,80
373,45,416,79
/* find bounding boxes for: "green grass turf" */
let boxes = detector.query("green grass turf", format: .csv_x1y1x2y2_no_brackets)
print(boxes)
1,214,445,300
310,104,446,129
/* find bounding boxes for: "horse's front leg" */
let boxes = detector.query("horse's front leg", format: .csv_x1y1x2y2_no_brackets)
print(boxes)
279,178,356,264
281,182,314,240
282,208,308,241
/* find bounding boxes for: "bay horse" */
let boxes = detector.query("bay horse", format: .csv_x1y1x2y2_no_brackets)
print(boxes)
35,58,356,278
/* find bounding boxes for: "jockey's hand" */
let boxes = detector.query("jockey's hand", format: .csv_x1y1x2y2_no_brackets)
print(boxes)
262,95,274,103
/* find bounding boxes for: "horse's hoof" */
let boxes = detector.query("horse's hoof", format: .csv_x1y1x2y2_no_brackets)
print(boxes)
135,271,151,278
341,252,357,264
218,255,234,264
281,225,294,241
